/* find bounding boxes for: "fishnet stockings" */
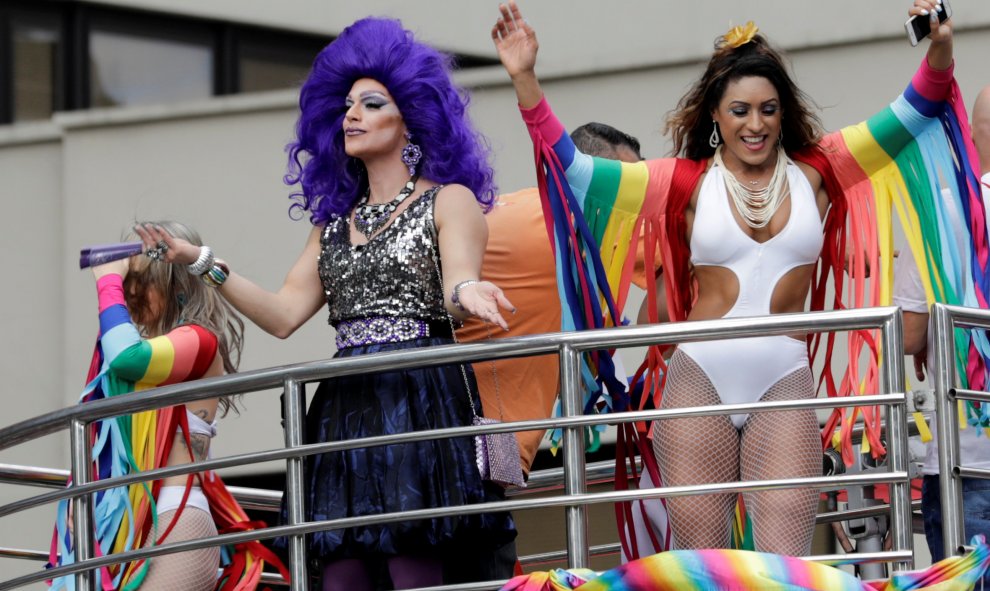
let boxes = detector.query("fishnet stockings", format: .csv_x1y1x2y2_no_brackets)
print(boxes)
140,507,219,590
740,367,820,556
653,351,738,550
652,350,819,555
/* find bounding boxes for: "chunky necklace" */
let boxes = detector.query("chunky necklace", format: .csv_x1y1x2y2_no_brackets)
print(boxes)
714,146,790,229
353,175,419,239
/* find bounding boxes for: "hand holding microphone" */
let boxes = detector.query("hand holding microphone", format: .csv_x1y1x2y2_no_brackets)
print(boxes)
79,241,146,269
80,224,228,286
79,224,189,269
135,223,230,288
133,223,200,266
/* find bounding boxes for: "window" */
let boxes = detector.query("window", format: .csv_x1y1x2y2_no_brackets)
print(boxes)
89,17,213,108
238,37,322,93
0,1,495,125
11,12,62,122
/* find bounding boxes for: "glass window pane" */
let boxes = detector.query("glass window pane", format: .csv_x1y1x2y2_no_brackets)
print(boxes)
89,21,213,108
12,14,61,122
238,42,317,93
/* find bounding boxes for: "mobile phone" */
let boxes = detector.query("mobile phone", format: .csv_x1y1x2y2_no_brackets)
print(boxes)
905,0,952,47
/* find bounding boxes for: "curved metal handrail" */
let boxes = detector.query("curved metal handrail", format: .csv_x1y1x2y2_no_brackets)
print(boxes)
0,307,900,451
0,393,904,522
5,470,911,590
0,307,911,591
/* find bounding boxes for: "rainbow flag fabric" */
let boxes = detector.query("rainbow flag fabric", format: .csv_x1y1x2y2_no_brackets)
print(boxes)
501,536,990,591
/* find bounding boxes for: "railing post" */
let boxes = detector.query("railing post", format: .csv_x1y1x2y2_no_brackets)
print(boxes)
69,418,94,591
282,378,308,590
880,309,912,570
932,304,965,556
559,344,589,568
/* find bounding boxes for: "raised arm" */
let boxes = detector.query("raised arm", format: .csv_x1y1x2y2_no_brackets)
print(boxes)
823,0,954,176
809,0,968,331
917,0,952,72
91,263,218,386
491,1,542,110
492,2,655,229
136,224,326,339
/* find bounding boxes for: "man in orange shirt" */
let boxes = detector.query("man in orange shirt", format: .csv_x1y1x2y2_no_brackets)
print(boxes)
458,122,643,477
448,122,643,583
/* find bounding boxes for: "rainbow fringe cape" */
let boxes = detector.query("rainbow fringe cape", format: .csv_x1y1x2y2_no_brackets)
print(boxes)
521,56,989,559
48,274,287,590
501,535,990,591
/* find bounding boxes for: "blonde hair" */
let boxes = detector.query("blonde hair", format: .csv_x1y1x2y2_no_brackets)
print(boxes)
125,221,245,415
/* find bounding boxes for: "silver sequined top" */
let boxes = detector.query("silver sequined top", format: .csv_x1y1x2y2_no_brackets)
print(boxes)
319,185,447,326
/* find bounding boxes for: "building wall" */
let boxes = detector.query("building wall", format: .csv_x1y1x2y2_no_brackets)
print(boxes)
1,4,988,582
0,128,67,587
84,0,990,71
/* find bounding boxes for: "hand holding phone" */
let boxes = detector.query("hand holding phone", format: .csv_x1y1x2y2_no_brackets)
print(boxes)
905,0,952,46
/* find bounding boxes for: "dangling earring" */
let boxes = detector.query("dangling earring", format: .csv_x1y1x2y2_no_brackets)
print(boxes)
401,131,422,176
709,120,721,149
175,292,188,326
777,129,784,147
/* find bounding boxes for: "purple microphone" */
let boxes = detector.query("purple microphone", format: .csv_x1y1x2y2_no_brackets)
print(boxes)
79,241,145,269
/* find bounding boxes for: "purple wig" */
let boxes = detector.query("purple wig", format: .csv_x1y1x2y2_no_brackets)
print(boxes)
285,17,497,224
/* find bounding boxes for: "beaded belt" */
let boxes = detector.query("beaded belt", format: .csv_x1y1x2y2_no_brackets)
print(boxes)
335,317,451,349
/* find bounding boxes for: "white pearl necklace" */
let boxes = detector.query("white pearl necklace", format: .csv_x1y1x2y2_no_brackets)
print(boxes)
714,145,791,229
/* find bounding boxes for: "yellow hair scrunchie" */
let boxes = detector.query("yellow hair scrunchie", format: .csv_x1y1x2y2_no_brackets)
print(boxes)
722,21,759,49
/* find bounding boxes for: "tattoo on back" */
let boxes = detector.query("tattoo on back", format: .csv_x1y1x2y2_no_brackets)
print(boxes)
187,434,210,462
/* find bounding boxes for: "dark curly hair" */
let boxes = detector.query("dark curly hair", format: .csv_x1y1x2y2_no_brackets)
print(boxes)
665,32,825,160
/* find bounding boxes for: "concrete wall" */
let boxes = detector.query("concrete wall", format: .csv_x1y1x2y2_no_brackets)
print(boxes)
0,127,68,587
1,2,988,582
85,0,990,71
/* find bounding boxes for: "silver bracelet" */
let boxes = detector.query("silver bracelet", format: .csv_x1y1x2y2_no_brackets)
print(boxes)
451,279,479,312
188,246,215,276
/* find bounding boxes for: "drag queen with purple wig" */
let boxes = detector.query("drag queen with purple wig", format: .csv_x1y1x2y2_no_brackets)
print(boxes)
138,17,517,590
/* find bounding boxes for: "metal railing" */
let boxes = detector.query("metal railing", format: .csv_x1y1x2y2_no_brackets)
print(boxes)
0,454,924,562
931,303,990,557
0,307,913,590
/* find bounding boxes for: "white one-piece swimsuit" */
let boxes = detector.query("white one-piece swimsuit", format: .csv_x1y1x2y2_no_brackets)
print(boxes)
677,161,824,429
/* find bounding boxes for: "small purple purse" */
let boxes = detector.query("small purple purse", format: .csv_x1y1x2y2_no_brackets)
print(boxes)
452,323,526,488
472,414,525,488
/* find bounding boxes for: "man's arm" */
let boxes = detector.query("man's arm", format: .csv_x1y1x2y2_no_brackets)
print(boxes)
903,310,929,356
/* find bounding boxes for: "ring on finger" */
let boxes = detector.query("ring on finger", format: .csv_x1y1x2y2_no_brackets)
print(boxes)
145,244,167,261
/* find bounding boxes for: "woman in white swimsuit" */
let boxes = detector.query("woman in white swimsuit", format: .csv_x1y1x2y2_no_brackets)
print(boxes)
492,0,954,555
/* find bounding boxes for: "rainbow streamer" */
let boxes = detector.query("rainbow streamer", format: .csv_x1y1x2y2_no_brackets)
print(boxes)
528,106,632,454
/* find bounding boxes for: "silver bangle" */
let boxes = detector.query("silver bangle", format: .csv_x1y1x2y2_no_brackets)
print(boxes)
188,246,215,276
451,279,479,312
